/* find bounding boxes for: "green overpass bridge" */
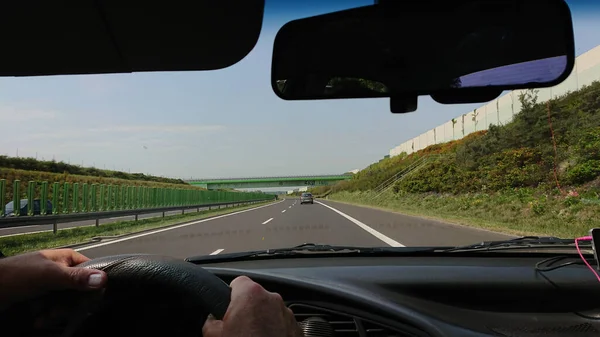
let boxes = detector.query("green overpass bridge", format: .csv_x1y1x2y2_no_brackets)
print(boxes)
185,175,352,190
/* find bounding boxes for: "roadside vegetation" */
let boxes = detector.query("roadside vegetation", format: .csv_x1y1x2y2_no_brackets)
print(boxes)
311,81,600,238
0,200,274,256
0,167,206,202
0,155,188,186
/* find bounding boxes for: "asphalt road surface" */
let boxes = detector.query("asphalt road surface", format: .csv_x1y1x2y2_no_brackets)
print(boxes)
0,206,225,237
76,198,514,259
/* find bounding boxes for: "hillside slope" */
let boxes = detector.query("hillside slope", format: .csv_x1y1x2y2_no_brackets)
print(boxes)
312,81,600,238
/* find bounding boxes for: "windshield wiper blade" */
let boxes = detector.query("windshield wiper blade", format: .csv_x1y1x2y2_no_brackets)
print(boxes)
185,243,371,263
185,237,589,263
265,242,382,253
185,243,444,263
441,236,589,252
229,242,445,255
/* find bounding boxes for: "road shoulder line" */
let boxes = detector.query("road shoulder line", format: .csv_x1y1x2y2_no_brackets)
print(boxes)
315,201,405,247
321,199,514,238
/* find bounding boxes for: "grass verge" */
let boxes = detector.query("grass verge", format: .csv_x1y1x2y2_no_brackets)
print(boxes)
0,201,275,256
327,190,599,238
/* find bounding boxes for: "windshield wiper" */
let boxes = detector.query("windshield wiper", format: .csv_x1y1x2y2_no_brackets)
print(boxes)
440,236,590,252
185,237,590,264
265,242,382,253
185,242,443,263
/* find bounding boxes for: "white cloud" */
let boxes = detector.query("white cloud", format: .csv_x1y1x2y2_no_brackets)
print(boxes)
25,124,225,141
27,130,88,140
74,74,130,97
88,125,225,133
55,141,122,149
0,106,57,122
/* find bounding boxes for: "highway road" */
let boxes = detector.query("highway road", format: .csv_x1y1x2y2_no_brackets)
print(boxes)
0,205,232,237
75,198,514,259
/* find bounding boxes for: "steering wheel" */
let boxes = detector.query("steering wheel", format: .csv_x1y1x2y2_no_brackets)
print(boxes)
3,254,232,337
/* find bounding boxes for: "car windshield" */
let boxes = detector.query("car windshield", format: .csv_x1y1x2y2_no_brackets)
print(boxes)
0,0,599,259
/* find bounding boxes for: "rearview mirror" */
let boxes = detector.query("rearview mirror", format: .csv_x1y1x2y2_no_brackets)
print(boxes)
271,0,575,113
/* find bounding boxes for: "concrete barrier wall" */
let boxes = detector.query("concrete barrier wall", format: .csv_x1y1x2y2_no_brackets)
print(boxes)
389,45,600,157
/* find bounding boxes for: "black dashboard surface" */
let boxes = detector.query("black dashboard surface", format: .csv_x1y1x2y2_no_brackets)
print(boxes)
200,255,600,337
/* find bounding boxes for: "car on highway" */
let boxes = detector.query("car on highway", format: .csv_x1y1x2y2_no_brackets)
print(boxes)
300,192,314,204
3,199,53,217
1,2,599,337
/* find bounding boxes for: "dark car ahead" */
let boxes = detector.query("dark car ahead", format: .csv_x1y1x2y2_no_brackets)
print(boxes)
300,193,314,204
3,199,53,217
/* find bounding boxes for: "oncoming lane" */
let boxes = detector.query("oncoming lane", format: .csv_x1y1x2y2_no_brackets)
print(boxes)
0,207,215,237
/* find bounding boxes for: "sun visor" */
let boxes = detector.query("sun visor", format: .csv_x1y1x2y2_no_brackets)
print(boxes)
0,0,265,76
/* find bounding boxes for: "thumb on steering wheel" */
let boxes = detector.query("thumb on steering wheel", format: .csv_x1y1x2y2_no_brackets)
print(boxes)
61,266,107,290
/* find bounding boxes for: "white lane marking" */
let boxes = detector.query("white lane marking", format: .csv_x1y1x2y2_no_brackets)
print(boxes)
0,223,97,237
282,210,286,213
262,217,274,224
75,200,284,252
315,201,405,247
0,224,39,231
210,249,224,255
0,229,54,237
289,206,292,209
0,209,211,238
0,209,206,238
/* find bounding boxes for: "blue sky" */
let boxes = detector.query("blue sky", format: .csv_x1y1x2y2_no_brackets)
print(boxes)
0,0,598,180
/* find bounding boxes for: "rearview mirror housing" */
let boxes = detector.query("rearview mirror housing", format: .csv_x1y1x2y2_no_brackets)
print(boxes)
271,0,575,113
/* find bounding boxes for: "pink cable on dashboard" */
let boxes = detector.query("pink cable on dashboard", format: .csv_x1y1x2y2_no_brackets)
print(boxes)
575,236,600,282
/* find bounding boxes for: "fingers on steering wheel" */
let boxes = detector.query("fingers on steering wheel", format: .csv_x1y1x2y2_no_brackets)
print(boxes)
269,291,284,303
66,250,92,265
41,249,90,266
229,276,268,304
228,276,254,291
202,315,223,337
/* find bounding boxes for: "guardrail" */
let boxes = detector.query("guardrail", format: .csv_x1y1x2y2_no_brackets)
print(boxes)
0,199,272,233
0,179,275,233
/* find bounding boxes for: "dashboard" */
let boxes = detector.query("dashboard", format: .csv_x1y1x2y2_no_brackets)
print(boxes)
198,254,600,337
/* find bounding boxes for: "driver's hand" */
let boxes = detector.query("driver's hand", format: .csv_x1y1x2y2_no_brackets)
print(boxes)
0,249,107,310
203,276,303,337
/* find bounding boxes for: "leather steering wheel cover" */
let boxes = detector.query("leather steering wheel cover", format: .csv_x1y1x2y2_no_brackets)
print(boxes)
78,254,231,319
